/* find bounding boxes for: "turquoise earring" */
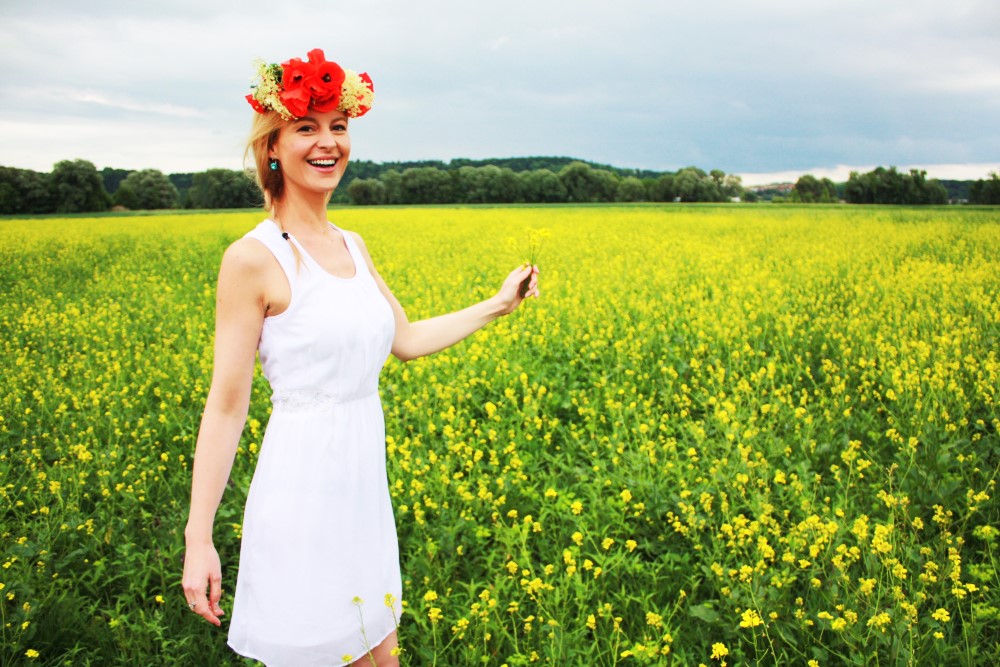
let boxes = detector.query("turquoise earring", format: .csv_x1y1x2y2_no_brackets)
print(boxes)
269,159,279,171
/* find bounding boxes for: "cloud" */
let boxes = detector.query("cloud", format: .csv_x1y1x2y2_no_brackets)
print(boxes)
69,91,204,117
2,86,204,118
0,0,998,176
0,116,244,173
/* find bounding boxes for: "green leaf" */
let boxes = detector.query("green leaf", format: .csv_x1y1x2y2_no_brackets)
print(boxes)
688,602,720,624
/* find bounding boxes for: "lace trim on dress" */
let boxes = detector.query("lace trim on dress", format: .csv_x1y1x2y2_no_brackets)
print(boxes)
270,390,377,412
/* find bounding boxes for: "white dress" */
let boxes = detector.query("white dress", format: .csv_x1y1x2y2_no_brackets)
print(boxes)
227,219,402,666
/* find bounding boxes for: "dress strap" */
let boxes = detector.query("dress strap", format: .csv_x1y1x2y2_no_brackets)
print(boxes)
244,219,301,288
335,225,373,282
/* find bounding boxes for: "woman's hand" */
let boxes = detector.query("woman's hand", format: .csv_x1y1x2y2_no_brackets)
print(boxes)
494,263,540,316
181,540,225,626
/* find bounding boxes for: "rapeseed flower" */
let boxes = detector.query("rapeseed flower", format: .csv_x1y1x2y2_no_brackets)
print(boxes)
739,609,763,628
6,207,999,665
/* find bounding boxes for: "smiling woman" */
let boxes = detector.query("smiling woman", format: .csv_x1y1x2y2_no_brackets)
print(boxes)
179,48,539,667
246,108,353,220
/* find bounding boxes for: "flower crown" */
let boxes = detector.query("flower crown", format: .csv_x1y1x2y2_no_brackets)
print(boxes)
246,48,374,120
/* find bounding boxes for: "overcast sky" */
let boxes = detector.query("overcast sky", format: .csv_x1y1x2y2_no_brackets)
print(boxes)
2,0,998,184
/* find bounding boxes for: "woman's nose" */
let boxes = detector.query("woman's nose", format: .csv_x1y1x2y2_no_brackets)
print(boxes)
316,128,340,149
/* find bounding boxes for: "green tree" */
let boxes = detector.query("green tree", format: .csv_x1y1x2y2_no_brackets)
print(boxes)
483,165,521,203
559,162,618,203
188,169,260,209
615,176,647,202
845,167,947,205
673,167,725,202
904,169,947,205
593,169,620,202
648,174,676,202
347,178,387,205
400,167,454,204
50,159,110,213
169,173,195,207
722,174,745,200
672,168,701,202
791,174,837,203
113,169,179,210
101,167,133,195
0,167,54,214
558,162,599,202
454,165,522,204
969,172,1000,205
844,170,875,203
517,170,567,203
379,170,403,205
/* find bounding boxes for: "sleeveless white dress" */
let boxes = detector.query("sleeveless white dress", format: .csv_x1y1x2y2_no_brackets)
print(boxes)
227,219,402,666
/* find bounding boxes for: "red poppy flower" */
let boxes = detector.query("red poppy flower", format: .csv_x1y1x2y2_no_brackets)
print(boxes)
310,90,342,113
281,57,316,93
360,72,374,92
305,49,345,112
245,94,266,114
280,86,312,118
353,72,374,117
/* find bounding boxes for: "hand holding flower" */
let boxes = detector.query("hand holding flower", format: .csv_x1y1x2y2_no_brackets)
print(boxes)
495,263,540,316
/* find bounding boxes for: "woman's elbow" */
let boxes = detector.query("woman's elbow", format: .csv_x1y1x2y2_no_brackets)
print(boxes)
390,330,421,363
203,384,252,420
391,346,419,363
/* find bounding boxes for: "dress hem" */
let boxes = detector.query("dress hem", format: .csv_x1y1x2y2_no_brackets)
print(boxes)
227,617,401,667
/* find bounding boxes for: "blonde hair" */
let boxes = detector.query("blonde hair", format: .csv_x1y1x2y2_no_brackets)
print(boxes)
244,111,304,268
245,111,287,215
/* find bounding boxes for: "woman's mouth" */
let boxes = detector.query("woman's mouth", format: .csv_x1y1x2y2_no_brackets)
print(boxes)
307,158,338,168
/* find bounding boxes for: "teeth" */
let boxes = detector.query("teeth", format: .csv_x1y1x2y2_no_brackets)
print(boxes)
308,159,337,167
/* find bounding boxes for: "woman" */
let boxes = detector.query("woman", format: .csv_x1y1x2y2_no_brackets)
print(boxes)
181,48,539,666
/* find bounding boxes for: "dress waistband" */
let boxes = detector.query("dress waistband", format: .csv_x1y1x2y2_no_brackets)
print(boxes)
270,389,378,412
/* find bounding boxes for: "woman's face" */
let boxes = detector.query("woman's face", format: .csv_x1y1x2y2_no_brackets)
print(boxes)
269,108,351,197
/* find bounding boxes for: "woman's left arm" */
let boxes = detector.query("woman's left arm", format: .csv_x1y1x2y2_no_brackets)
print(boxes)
350,232,539,362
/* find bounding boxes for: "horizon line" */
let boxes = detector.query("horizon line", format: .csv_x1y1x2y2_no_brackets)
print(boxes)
3,157,997,185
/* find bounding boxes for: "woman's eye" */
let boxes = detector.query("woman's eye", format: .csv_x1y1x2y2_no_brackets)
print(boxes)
332,124,347,132
297,125,316,133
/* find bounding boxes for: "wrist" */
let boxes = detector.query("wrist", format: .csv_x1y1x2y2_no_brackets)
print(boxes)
483,294,506,320
184,522,214,545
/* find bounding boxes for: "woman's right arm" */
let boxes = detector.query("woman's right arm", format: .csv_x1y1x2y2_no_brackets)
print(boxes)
182,239,269,626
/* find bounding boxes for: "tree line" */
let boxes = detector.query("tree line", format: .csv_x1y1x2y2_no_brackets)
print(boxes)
843,167,949,205
0,160,262,214
777,167,984,205
344,162,750,205
968,172,1000,205
0,158,748,213
1,159,994,215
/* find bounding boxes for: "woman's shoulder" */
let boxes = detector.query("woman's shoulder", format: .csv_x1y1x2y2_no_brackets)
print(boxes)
343,229,370,255
220,235,276,276
340,229,379,274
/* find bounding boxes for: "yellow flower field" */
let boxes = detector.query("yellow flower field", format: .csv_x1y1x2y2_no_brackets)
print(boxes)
1,205,998,665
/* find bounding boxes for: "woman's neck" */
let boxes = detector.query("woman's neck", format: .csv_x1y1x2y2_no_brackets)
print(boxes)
271,190,333,235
